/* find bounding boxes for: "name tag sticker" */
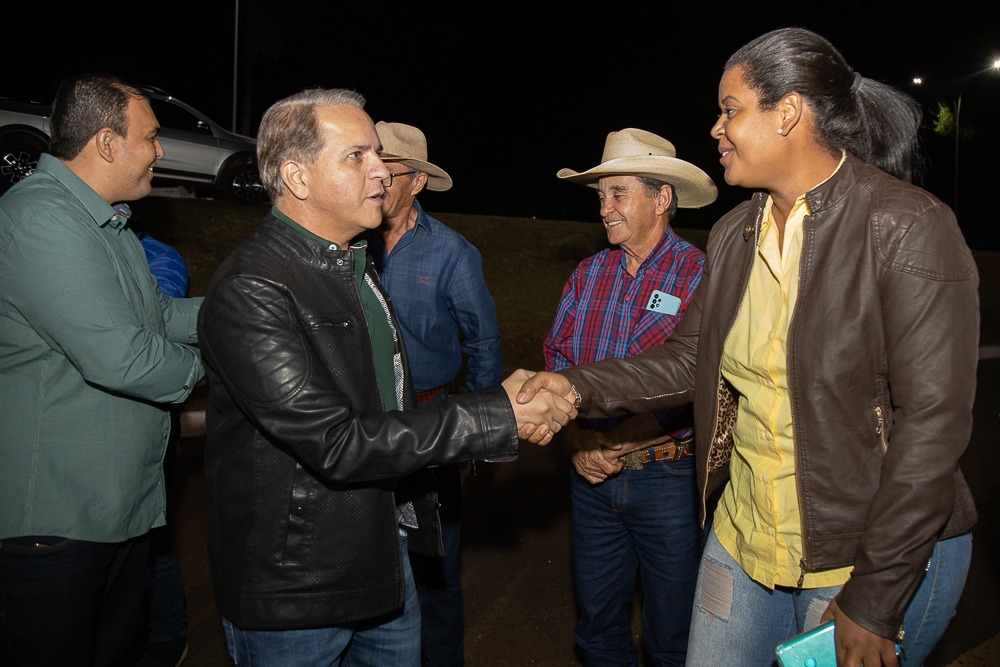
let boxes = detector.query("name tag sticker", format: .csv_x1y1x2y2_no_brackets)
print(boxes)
646,290,681,315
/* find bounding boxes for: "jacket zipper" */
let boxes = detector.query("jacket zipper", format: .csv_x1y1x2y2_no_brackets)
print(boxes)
874,405,888,453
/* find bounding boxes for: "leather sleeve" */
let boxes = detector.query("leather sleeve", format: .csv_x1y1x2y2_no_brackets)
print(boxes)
835,189,979,639
199,272,519,483
561,279,702,418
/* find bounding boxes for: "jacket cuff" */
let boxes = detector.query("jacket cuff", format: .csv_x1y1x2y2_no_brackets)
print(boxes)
474,384,519,460
834,582,904,641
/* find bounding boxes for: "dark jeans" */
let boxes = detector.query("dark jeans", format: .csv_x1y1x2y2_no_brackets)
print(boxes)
145,419,188,643
146,527,187,642
0,533,150,666
570,455,701,667
409,462,464,667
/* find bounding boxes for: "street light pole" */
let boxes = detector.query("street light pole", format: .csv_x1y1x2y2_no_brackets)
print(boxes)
232,0,239,134
953,60,1000,217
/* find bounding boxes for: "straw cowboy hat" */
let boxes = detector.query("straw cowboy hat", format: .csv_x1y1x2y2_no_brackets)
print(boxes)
376,121,453,192
557,128,717,209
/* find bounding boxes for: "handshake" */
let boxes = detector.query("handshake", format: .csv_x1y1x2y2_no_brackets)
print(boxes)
500,369,576,445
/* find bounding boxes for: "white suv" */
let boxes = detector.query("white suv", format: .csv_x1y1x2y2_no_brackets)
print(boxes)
140,86,264,204
0,85,264,204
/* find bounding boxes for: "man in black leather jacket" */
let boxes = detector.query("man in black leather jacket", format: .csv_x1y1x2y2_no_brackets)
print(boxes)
196,87,574,666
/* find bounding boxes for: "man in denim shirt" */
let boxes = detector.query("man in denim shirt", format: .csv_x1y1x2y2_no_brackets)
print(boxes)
365,121,503,666
0,74,204,666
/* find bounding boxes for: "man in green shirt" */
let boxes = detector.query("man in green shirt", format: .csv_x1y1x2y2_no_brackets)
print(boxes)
0,74,204,666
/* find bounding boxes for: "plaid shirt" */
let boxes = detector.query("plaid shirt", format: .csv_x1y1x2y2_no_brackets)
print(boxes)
543,227,704,432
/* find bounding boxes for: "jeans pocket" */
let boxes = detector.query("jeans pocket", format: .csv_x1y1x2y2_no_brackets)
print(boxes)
654,455,696,476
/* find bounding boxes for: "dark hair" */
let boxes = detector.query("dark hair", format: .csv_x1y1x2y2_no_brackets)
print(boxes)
637,177,679,221
49,74,147,160
256,88,367,201
726,27,925,183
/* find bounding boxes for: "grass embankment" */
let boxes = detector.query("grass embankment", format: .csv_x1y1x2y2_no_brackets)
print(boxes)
129,196,709,375
130,195,997,372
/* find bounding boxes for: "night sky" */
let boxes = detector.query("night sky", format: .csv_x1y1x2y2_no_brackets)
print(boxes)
8,2,999,247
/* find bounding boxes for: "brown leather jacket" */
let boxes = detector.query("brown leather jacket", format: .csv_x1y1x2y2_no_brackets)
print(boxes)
562,154,979,640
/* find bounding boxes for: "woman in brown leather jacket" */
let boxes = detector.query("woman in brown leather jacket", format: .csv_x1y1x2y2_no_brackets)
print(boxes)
519,27,978,666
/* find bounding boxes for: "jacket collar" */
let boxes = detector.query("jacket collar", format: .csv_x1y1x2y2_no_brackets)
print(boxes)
742,153,864,244
803,152,859,216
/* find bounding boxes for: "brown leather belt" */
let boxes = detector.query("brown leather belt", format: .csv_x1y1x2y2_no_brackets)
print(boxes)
415,385,447,406
618,435,695,470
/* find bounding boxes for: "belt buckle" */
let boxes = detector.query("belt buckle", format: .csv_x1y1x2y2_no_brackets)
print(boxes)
618,452,645,470
676,436,694,459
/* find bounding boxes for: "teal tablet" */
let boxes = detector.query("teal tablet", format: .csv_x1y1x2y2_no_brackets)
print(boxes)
775,621,836,667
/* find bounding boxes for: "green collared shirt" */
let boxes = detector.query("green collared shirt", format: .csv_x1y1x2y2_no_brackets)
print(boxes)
272,207,401,410
0,154,204,542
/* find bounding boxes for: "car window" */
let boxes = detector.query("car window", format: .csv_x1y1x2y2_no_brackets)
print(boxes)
149,99,211,136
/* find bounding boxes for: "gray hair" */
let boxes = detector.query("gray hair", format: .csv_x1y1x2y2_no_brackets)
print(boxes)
637,177,679,221
256,88,367,200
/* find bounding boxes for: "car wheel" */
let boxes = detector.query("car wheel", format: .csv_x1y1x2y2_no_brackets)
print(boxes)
0,130,47,195
219,155,265,205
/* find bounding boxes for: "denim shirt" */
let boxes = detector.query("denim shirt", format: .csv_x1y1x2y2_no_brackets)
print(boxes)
0,154,204,542
364,200,502,393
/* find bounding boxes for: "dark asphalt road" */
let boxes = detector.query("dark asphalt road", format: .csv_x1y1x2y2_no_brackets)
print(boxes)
163,351,999,667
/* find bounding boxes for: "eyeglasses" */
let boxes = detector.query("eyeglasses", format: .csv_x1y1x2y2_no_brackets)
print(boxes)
381,170,417,188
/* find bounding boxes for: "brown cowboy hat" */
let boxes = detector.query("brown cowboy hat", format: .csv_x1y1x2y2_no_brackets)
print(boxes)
557,128,717,208
376,121,453,192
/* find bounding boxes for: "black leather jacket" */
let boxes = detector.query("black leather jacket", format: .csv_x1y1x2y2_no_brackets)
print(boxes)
563,155,979,640
198,213,518,630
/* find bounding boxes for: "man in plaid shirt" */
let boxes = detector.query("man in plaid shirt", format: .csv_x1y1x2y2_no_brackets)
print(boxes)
543,128,718,666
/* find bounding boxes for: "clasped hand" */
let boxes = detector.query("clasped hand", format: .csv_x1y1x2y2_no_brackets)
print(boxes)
501,369,577,445
503,369,577,445
567,427,624,484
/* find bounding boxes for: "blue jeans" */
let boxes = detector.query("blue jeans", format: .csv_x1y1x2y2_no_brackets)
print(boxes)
0,534,149,667
408,462,464,667
570,455,701,667
223,531,421,666
686,529,972,666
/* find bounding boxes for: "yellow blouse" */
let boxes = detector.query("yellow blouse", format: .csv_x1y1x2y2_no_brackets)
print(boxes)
715,184,853,589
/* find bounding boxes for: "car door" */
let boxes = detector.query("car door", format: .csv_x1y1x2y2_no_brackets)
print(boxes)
147,96,223,185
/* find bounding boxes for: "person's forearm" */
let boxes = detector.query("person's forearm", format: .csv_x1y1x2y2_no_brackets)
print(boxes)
562,341,695,420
